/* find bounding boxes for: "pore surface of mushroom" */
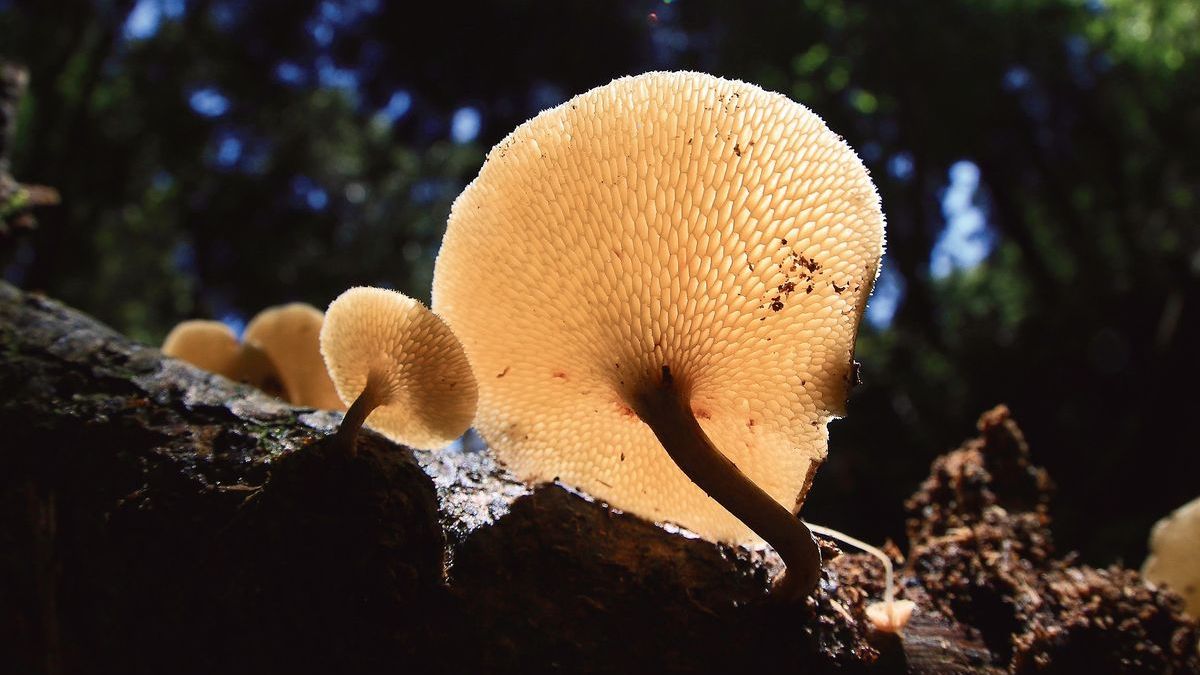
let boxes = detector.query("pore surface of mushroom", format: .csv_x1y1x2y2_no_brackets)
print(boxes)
1142,495,1200,616
320,286,478,452
432,72,884,558
244,303,344,410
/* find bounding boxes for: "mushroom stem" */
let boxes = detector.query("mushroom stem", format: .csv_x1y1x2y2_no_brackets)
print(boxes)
332,372,383,458
805,523,895,608
805,522,916,633
632,367,822,600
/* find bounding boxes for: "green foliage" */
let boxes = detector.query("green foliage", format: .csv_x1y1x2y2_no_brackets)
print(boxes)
1,0,487,334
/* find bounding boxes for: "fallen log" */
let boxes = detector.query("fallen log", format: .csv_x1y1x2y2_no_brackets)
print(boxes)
0,281,1195,674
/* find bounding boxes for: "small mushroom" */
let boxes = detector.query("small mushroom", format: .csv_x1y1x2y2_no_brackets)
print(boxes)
243,303,343,410
807,523,916,633
161,320,243,380
432,72,884,598
319,286,478,456
162,319,285,398
1142,495,1200,616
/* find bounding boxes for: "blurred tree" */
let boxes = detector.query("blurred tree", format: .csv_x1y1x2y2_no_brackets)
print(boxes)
0,0,1195,564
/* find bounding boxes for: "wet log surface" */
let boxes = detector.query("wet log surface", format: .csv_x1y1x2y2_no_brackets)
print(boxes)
1,280,1196,674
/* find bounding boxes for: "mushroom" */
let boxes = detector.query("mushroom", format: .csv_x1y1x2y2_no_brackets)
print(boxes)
319,286,478,456
161,319,285,398
243,303,344,410
161,320,244,380
1142,495,1200,616
432,71,884,598
807,523,916,633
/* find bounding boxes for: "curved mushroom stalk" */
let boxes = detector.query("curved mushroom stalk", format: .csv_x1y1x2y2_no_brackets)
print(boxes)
330,367,389,458
432,72,885,603
321,287,479,458
806,522,916,632
632,367,821,599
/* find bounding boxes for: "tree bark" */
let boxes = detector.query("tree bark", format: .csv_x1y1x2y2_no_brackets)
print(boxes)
1,281,1195,674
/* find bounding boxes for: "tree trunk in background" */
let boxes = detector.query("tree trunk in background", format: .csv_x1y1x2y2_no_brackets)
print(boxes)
0,281,1196,674
1,59,57,235
0,60,27,208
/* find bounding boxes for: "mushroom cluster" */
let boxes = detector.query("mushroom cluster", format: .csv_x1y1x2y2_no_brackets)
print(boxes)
161,303,342,409
319,286,478,456
162,319,284,398
432,71,885,598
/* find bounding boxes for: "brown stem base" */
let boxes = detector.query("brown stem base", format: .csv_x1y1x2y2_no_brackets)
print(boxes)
631,367,821,600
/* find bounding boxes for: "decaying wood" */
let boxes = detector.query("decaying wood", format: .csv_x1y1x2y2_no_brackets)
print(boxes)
1,281,1196,674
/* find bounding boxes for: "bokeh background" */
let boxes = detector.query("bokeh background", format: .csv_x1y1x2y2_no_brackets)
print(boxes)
1,0,1196,565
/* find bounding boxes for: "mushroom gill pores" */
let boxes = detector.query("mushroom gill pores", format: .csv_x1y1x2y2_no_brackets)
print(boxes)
432,72,884,596
320,286,478,454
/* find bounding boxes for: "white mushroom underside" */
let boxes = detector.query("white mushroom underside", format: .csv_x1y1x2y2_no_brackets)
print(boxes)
434,72,884,543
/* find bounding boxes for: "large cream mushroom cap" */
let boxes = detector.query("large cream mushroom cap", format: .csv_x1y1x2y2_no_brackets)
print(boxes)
432,71,884,543
320,287,478,450
243,303,343,410
162,320,243,380
1142,496,1200,616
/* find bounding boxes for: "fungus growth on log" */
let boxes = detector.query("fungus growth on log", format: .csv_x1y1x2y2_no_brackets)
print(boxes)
162,319,285,399
162,304,343,408
320,286,478,456
432,71,884,598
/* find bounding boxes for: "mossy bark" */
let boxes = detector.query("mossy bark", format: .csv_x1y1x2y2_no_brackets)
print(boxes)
1,281,1195,674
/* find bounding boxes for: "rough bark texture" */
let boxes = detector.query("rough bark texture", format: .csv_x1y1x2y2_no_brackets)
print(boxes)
1,281,1196,674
